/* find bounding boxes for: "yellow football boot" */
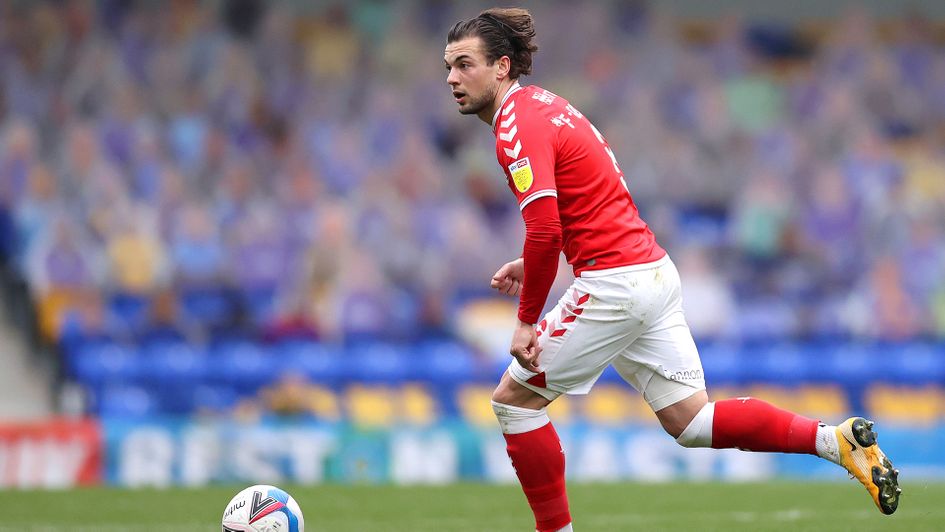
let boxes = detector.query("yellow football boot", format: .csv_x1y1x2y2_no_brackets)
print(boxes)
836,417,900,515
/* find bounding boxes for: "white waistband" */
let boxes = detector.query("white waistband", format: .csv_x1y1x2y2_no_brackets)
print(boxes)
579,254,670,278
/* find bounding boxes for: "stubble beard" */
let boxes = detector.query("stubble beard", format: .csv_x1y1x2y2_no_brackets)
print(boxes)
458,82,498,116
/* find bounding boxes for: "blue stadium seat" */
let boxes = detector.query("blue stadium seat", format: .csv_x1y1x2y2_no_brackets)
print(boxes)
415,340,483,383
140,340,208,386
191,384,241,412
97,384,158,418
347,343,411,383
888,342,945,385
277,340,347,385
746,341,812,385
71,341,142,384
107,292,151,332
154,383,230,414
179,286,235,327
821,342,878,385
210,340,281,389
697,341,745,385
240,287,278,326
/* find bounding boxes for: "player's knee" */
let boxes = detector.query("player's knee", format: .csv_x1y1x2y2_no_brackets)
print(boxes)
674,402,715,448
662,418,691,440
656,390,709,440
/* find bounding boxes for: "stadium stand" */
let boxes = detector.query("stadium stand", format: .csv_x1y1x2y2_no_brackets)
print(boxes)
0,1,943,424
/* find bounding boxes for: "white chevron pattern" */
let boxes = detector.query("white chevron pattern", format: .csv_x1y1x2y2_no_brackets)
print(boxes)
499,125,518,143
500,113,516,129
503,101,515,116
503,140,522,159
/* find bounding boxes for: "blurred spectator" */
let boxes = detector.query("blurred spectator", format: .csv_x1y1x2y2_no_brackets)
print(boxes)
0,0,941,358
233,373,340,421
678,246,736,339
846,256,925,340
104,207,168,294
25,215,102,296
169,202,226,288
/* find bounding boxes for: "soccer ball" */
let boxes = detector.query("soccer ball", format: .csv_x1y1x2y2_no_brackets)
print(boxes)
222,485,305,532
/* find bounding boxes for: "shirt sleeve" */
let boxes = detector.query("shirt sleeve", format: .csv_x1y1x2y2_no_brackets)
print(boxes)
496,105,558,210
518,195,562,324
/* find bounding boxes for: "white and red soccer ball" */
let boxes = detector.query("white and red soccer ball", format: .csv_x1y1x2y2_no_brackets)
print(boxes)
222,485,304,532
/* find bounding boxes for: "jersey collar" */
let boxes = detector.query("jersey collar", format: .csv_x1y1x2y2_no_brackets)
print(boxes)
491,81,522,131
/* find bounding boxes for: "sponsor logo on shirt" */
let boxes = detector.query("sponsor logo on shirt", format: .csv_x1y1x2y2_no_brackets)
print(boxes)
508,157,534,193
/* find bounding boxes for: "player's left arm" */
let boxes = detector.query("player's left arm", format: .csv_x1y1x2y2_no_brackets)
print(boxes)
495,106,561,325
517,196,562,325
508,196,562,372
497,105,562,370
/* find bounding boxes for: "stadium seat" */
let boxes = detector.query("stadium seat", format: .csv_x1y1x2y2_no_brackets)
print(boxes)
865,384,944,424
191,384,241,412
239,286,278,326
347,343,411,383
821,342,878,385
277,340,348,385
746,342,811,385
344,385,399,426
415,339,483,383
582,384,652,425
179,286,235,328
107,292,152,332
210,340,281,390
140,340,208,386
697,341,745,385
888,342,945,385
71,341,142,385
97,384,159,418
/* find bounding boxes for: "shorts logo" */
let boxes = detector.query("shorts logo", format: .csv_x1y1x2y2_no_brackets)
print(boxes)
508,157,534,193
668,369,703,382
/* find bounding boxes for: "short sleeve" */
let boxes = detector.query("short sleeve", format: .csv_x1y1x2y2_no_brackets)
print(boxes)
495,104,558,210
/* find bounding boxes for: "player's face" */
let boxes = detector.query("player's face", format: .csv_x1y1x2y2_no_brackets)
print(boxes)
444,37,500,117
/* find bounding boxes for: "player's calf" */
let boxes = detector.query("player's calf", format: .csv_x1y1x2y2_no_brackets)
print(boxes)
492,400,572,532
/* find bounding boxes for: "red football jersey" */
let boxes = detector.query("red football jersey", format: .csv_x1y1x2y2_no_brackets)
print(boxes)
493,83,666,276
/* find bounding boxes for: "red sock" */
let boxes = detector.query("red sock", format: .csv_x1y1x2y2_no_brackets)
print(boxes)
503,423,571,532
711,397,818,454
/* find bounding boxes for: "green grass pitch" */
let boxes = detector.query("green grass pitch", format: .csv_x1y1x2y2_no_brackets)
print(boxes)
0,481,942,531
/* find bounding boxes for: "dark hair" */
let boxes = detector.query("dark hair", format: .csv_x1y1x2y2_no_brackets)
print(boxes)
447,7,538,79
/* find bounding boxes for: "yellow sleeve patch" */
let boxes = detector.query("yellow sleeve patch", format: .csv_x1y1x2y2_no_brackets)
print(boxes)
508,157,534,193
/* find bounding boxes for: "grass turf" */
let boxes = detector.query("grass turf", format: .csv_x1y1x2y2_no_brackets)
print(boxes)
0,481,942,531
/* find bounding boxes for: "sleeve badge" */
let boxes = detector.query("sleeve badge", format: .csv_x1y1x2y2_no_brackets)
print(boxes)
508,157,534,193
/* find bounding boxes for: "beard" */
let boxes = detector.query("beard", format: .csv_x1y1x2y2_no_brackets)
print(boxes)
458,83,498,115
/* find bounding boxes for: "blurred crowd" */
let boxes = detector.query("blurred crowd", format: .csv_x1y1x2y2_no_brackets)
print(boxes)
1,0,944,353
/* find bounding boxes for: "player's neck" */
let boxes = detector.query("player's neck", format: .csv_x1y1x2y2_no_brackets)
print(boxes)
479,78,518,125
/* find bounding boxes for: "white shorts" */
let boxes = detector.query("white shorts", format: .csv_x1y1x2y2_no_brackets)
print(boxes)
508,255,706,412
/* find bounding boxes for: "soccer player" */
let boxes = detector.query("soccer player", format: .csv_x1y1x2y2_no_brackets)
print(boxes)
444,8,900,531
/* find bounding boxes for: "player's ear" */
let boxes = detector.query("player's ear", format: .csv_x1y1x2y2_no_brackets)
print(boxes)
496,55,511,80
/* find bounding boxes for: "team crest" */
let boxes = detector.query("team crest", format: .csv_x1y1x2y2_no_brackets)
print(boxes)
508,157,534,193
